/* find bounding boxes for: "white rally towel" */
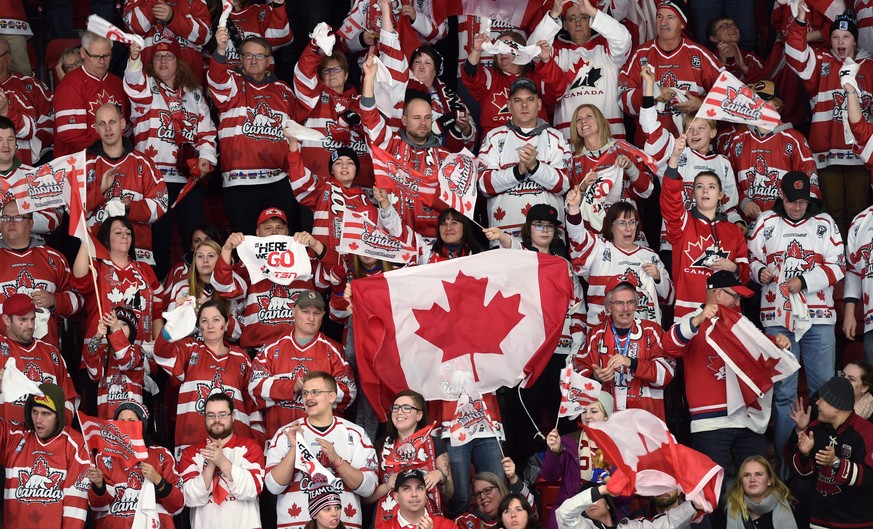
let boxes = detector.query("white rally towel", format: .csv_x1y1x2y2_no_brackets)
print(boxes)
294,428,342,489
580,165,624,232
309,22,336,56
105,199,126,218
86,15,145,48
283,120,326,142
1,358,44,403
481,39,541,65
162,297,197,341
218,0,233,28
131,480,160,529
33,308,50,340
372,56,398,122
236,235,313,286
777,259,811,340
839,57,860,144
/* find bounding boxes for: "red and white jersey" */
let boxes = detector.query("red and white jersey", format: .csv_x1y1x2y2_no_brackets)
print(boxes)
1,73,52,164
164,275,244,342
722,49,766,84
660,170,750,318
573,317,673,420
748,208,845,327
846,206,873,335
53,68,129,157
785,18,873,167
154,334,263,456
72,258,165,346
250,331,357,440
124,66,217,185
360,96,448,238
265,417,379,529
375,435,445,524
619,38,723,146
455,16,525,76
567,214,673,327
85,144,169,263
337,0,447,56
288,150,377,265
207,56,300,187
726,125,820,221
478,122,571,235
179,434,265,529
0,241,82,348
221,4,293,67
535,10,631,139
123,0,212,75
0,162,64,233
568,141,654,204
292,40,372,187
0,336,79,426
859,0,873,53
82,330,151,419
212,257,318,349
0,423,90,529
88,445,183,529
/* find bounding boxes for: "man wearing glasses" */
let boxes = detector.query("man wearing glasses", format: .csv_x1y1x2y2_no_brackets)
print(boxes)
574,274,674,421
54,31,128,157
265,371,378,529
208,25,303,235
748,170,845,459
179,392,265,529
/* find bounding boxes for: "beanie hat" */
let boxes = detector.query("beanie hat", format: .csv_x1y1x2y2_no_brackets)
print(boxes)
411,45,444,76
309,489,342,518
657,0,689,26
818,376,855,411
25,383,66,435
330,147,360,177
113,306,139,345
115,400,150,422
597,391,615,416
831,11,859,42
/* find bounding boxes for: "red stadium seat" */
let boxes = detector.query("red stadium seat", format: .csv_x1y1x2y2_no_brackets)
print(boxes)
45,38,81,90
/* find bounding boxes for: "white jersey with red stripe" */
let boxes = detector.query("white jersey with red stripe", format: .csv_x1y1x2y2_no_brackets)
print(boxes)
846,206,873,335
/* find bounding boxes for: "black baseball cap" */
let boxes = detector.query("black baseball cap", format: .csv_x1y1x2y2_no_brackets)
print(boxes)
706,271,754,298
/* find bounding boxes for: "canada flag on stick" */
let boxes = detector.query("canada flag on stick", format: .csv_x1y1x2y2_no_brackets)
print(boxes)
78,412,148,468
338,209,417,264
697,70,781,130
435,149,479,220
352,250,574,421
584,409,724,517
448,392,502,446
557,366,601,420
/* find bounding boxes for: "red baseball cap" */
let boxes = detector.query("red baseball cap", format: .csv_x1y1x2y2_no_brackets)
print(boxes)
604,274,639,294
3,293,35,316
153,39,181,58
257,207,287,226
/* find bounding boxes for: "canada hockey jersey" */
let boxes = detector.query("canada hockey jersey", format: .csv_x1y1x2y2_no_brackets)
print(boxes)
265,417,379,529
846,206,873,335
124,64,217,185
249,331,357,439
154,333,263,456
123,0,212,77
569,140,654,204
748,205,845,328
179,434,265,529
660,168,750,317
337,0,446,57
478,120,571,236
88,444,183,528
53,67,129,157
218,3,293,67
1,72,52,165
82,329,151,419
0,422,90,529
574,317,674,419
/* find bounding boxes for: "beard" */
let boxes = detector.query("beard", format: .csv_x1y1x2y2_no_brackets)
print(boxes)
652,491,679,508
208,422,233,440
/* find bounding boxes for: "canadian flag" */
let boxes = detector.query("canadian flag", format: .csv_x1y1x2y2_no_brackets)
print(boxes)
558,366,601,420
369,143,437,205
585,409,723,516
383,423,437,472
698,71,781,130
435,149,479,220
78,412,149,467
352,250,574,421
702,308,801,432
339,209,417,264
67,152,110,260
449,392,502,445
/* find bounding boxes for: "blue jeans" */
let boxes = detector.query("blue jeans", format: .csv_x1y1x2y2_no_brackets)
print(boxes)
692,427,766,489
766,324,836,453
864,331,873,365
687,0,756,50
446,437,505,517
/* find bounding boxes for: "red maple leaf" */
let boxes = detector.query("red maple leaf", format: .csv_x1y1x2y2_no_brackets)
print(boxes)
144,145,159,160
584,382,594,391
457,432,467,441
344,503,357,518
442,191,449,200
865,293,870,306
765,290,776,303
464,201,473,211
559,405,568,414
349,242,359,250
288,503,302,517
412,271,523,381
817,291,826,301
401,253,411,261
493,207,506,221
521,203,532,218
21,200,30,210
706,108,717,117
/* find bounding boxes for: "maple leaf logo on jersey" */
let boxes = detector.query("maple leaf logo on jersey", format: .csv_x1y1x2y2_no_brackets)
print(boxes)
833,91,873,122
88,90,120,115
685,237,730,269
491,87,510,117
243,101,285,141
781,239,816,277
855,244,873,278
569,66,603,91
748,156,781,201
706,355,727,381
413,272,523,381
323,120,352,150
25,163,65,200
109,472,143,515
658,72,691,115
256,286,299,324
16,456,65,503
194,372,236,413
2,269,44,299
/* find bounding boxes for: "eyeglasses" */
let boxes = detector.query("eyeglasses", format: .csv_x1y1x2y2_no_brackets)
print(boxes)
241,52,269,61
716,22,738,30
565,15,591,24
301,389,333,398
473,486,497,499
614,220,638,227
205,412,231,420
153,53,176,62
610,299,638,307
391,404,421,413
1,215,32,223
532,224,555,232
83,48,112,61
321,66,344,75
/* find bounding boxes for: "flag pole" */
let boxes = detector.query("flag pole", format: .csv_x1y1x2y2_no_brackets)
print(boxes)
85,238,104,317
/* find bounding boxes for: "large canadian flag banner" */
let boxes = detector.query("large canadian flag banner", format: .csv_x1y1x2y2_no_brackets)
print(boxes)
352,250,573,421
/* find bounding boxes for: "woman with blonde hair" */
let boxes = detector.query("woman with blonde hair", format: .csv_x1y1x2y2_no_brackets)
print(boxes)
725,456,796,529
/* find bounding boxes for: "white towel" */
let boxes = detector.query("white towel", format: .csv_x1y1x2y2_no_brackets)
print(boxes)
161,297,197,342
283,120,326,142
1,358,44,403
132,481,160,529
33,308,49,339
309,22,336,56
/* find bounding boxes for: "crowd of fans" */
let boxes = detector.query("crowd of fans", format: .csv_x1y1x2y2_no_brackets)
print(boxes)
2,0,873,528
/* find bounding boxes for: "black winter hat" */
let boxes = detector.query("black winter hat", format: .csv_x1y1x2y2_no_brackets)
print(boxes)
330,147,360,177
818,376,855,411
